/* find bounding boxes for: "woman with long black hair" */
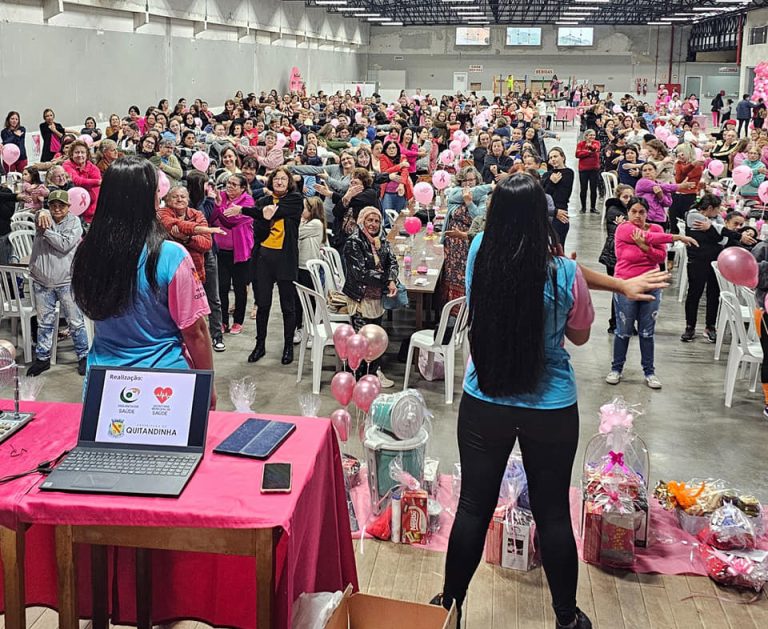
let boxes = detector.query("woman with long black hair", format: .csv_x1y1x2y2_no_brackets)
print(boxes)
71,156,216,406
431,173,594,629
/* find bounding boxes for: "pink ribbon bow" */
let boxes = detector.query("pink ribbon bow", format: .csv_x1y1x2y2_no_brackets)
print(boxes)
605,450,631,475
727,557,753,577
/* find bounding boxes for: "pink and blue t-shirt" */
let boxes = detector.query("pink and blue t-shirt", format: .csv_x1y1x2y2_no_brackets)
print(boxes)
463,233,594,410
88,241,210,370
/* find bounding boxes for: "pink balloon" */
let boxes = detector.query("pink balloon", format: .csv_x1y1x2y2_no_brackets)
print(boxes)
290,130,302,143
449,140,462,156
359,324,389,362
191,151,210,172
330,371,356,406
665,135,679,149
194,117,202,128
404,216,421,236
460,134,471,149
613,105,622,113
359,374,380,390
78,134,94,146
733,165,754,187
708,160,725,177
757,219,765,231
355,112,364,123
330,118,339,128
694,147,703,161
439,150,454,166
413,182,434,205
654,126,670,140
1,144,20,166
332,323,355,360
330,408,351,442
157,170,171,198
67,187,90,216
717,247,758,288
759,181,768,204
346,333,369,371
352,379,379,413
432,170,452,190
275,134,288,149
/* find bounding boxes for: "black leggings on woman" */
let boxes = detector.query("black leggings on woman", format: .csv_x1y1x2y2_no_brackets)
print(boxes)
217,249,249,328
578,169,599,211
442,393,580,626
255,253,296,347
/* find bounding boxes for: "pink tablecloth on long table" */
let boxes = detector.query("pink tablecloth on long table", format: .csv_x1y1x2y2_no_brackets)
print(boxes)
0,400,357,629
556,106,578,122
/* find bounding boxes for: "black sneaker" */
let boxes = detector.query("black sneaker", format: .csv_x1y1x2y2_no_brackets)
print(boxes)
556,608,593,629
705,327,717,343
26,358,51,377
680,326,696,342
430,594,462,627
77,357,87,376
607,326,615,335
580,207,587,214
590,208,599,214
212,338,226,352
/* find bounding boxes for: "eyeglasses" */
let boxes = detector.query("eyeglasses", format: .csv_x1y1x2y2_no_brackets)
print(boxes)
272,177,290,183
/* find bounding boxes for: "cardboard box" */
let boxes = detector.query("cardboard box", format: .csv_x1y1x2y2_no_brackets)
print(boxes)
326,586,457,629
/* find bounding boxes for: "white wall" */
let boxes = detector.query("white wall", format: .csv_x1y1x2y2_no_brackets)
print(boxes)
0,0,369,127
741,7,768,95
367,24,680,95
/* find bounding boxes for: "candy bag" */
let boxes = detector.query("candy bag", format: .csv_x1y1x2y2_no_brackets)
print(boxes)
699,545,768,591
697,502,756,551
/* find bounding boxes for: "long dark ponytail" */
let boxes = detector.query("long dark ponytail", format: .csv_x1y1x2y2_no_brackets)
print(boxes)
468,173,556,397
72,156,166,320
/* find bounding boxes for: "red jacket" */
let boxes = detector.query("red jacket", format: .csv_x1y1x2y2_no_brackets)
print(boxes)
156,206,212,281
379,154,413,200
674,161,703,193
62,159,101,222
575,140,601,171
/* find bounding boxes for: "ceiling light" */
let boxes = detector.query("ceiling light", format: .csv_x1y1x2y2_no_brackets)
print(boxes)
574,0,610,3
693,6,730,10
440,0,476,3
566,5,602,9
562,12,592,15
663,17,693,21
387,21,403,25
353,13,380,17
335,7,360,10
456,10,486,14
556,21,580,25
367,17,392,21
316,1,347,5
648,21,671,25
715,0,751,3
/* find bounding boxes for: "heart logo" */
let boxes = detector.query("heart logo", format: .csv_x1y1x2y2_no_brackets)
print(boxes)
154,386,173,404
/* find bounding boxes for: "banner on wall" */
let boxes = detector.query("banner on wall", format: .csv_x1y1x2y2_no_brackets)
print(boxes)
289,67,305,93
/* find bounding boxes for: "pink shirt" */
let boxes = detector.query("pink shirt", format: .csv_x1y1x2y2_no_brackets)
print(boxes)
614,222,672,279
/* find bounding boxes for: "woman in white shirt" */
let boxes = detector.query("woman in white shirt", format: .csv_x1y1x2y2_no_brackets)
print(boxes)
294,196,327,343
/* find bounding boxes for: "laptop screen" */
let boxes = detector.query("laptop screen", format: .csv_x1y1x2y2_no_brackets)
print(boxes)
80,367,212,450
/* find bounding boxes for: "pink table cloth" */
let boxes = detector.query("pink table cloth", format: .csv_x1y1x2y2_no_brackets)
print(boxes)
556,106,578,122
0,400,357,629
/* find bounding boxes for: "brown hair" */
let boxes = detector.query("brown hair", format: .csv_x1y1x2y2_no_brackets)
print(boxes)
303,196,327,243
266,166,297,195
351,167,373,188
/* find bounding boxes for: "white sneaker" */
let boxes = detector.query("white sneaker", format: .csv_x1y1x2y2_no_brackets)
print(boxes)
377,368,395,389
645,374,662,389
605,371,622,385
306,337,313,349
293,330,303,344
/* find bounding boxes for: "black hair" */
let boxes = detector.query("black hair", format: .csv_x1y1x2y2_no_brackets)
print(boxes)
693,193,722,212
468,174,557,396
72,156,167,320
382,140,401,162
626,196,650,212
187,170,207,209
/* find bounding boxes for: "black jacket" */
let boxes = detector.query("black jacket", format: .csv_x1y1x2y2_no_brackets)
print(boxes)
0,187,18,237
39,121,65,162
542,168,575,210
482,154,514,184
245,191,303,280
332,186,380,249
341,227,399,303
598,197,628,268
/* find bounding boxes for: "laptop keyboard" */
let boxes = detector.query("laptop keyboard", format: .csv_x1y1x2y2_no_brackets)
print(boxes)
57,450,198,477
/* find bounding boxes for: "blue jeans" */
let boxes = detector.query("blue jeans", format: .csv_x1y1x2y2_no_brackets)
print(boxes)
32,282,90,361
611,289,661,377
381,192,407,214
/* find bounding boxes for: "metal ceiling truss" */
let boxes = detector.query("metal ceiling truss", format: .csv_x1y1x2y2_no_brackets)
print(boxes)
299,0,768,27
686,13,741,60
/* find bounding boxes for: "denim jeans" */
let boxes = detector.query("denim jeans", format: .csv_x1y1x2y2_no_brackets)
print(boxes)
32,282,90,361
203,251,223,342
611,289,661,376
381,192,407,213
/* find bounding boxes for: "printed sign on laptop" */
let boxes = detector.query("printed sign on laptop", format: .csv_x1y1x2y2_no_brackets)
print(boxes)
94,370,196,447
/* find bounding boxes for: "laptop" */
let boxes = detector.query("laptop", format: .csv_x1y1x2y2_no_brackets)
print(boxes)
40,366,213,497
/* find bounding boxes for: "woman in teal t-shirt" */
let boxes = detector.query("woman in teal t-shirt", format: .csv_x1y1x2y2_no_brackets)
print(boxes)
72,156,216,408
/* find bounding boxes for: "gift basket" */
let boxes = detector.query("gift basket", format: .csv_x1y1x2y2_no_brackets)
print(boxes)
654,479,765,537
484,452,540,572
580,398,650,568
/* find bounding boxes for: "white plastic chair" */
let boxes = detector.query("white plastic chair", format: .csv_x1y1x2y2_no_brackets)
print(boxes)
384,209,399,229
0,265,36,363
294,283,343,394
319,245,346,289
402,296,469,404
600,172,617,222
7,230,34,263
10,220,35,232
305,258,352,324
11,211,36,223
721,291,763,407
674,242,688,302
712,261,753,360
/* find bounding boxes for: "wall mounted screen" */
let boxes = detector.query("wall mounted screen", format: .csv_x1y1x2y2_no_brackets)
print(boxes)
456,27,490,46
506,27,541,46
557,27,594,46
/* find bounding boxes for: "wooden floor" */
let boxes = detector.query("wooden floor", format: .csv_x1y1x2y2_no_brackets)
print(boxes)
2,540,767,629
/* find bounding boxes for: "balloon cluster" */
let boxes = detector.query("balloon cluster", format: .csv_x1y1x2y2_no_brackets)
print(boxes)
752,61,768,104
329,323,389,442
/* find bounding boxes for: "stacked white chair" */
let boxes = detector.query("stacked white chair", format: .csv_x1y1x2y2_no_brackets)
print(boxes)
712,261,753,360
721,291,763,407
305,259,352,325
599,172,618,223
319,246,345,291
0,265,36,363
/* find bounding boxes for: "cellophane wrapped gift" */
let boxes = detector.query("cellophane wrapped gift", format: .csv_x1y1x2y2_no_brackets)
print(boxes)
581,398,650,558
697,502,757,551
598,488,637,568
699,545,768,591
484,453,539,571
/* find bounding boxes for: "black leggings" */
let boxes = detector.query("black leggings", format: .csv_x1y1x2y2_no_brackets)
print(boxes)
685,260,719,328
606,266,616,329
579,169,599,211
255,252,296,346
217,249,249,327
442,393,580,626
738,118,750,137
760,312,768,389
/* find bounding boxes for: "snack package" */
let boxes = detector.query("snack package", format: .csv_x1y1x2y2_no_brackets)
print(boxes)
699,545,768,591
598,488,636,568
401,489,429,544
501,508,539,571
697,502,757,551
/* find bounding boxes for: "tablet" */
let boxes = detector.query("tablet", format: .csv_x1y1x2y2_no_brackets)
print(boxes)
213,418,296,460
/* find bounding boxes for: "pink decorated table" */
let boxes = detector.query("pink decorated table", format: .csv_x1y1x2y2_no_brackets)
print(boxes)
555,106,578,124
0,400,357,629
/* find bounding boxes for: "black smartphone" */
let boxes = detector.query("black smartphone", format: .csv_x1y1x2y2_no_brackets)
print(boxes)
261,462,292,493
